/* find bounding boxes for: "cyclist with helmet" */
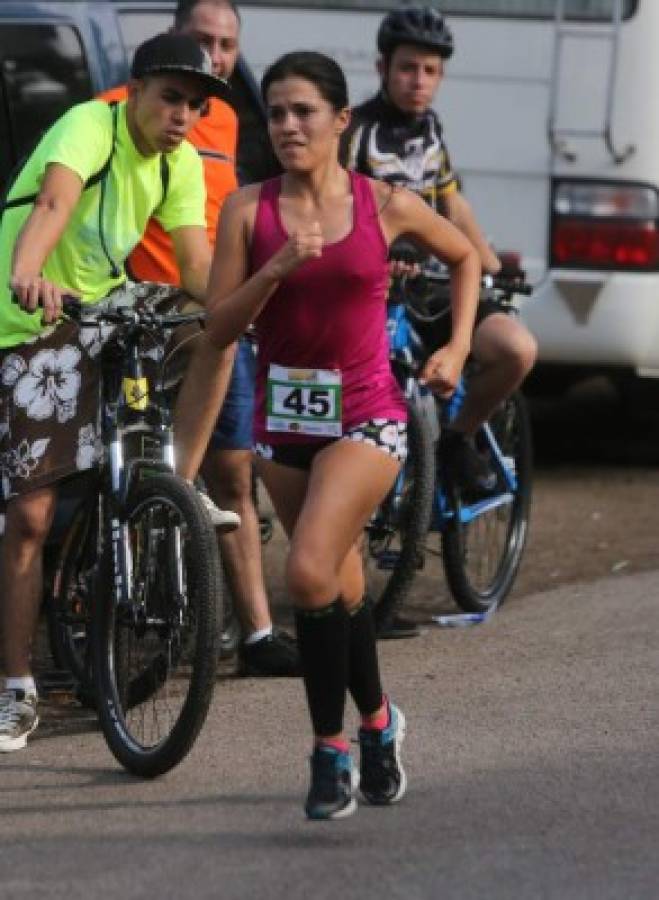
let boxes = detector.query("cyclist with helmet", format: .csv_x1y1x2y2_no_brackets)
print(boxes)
344,5,537,638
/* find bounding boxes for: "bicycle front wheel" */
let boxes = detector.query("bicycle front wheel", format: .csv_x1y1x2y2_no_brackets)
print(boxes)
441,391,532,613
364,400,435,631
92,473,221,777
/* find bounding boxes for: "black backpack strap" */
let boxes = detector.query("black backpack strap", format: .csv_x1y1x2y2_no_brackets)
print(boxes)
85,101,118,190
160,154,170,204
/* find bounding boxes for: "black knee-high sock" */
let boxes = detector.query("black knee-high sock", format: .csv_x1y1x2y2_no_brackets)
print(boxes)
347,598,383,717
295,600,349,737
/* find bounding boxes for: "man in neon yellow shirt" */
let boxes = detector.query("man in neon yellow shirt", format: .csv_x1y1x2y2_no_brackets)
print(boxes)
0,33,235,752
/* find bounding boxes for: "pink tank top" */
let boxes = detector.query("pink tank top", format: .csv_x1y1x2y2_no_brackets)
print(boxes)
250,171,406,444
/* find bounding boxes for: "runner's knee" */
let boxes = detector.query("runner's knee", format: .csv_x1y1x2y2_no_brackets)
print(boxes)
286,549,337,608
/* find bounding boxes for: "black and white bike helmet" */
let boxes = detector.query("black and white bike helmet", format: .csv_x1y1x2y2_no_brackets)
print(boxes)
377,5,454,59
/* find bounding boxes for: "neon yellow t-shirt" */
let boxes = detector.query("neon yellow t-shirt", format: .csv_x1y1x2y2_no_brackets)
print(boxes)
0,100,205,348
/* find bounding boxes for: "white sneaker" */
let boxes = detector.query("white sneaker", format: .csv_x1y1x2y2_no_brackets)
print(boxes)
196,490,241,533
0,690,39,752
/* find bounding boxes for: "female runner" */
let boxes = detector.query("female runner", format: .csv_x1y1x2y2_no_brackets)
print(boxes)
204,51,480,820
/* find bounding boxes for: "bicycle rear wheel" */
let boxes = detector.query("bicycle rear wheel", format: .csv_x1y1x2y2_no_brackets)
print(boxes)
45,493,100,698
92,473,221,777
364,400,435,630
441,391,532,613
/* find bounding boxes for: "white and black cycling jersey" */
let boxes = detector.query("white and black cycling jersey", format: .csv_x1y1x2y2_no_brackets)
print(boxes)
342,91,456,213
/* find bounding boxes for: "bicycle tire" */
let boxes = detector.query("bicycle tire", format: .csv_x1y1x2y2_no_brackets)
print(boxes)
365,400,435,630
441,390,533,612
45,500,98,690
92,473,221,777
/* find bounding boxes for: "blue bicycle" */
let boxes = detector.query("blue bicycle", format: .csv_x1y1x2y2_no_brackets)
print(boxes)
364,269,533,627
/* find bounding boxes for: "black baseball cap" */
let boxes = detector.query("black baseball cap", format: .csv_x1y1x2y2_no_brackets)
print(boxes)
131,33,229,99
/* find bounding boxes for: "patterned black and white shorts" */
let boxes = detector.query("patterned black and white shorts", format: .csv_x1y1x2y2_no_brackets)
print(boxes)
255,418,407,471
0,320,106,507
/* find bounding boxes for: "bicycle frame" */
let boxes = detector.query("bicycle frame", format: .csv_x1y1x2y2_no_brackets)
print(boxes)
102,328,171,608
67,290,200,611
366,270,533,617
385,292,519,534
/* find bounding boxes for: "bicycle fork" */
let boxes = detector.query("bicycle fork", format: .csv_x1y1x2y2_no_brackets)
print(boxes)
108,433,133,609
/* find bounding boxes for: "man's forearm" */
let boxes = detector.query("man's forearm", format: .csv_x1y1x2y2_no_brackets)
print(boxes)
180,260,211,305
11,201,71,281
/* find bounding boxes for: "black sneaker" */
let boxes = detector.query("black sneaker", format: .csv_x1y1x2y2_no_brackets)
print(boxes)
440,429,497,501
358,701,407,806
376,614,421,640
305,745,358,820
237,629,301,677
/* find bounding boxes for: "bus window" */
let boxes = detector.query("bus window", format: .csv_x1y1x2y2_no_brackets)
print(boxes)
236,0,637,19
0,23,92,186
437,1,637,18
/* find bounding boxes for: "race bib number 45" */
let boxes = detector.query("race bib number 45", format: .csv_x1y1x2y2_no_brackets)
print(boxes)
266,364,342,437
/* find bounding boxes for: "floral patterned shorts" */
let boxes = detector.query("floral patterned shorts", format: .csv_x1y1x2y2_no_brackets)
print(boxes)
0,320,105,505
255,418,408,471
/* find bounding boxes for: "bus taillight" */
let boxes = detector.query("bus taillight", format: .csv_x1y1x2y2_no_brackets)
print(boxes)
551,180,659,271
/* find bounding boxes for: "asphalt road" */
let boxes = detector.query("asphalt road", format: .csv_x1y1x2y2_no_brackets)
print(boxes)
1,567,658,900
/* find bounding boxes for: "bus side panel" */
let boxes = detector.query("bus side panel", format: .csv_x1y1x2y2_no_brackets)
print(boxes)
441,18,554,277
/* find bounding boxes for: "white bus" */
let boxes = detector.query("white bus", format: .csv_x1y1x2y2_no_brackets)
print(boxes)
118,0,654,388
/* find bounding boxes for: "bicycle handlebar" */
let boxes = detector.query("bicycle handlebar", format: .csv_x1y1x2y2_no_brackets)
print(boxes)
11,284,205,330
401,268,533,297
61,294,205,330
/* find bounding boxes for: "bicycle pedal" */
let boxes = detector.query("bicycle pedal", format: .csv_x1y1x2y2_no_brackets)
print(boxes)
377,551,401,570
37,669,78,704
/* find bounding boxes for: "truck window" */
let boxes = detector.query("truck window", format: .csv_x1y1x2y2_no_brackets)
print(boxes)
0,23,92,189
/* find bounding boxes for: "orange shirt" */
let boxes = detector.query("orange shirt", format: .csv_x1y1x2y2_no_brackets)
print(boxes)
100,85,238,284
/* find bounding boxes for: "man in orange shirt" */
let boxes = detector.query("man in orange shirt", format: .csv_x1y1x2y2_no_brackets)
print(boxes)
103,0,299,677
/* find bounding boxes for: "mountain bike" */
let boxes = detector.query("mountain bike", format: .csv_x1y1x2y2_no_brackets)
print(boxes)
45,283,222,776
364,269,533,628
